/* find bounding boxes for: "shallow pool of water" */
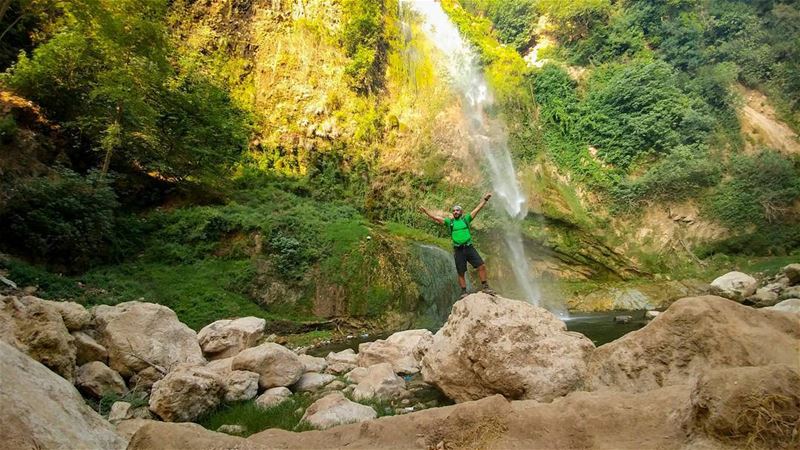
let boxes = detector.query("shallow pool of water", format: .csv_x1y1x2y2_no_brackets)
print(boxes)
307,310,647,356
563,310,648,346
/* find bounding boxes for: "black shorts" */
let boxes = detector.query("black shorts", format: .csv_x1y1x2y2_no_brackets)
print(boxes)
454,245,484,275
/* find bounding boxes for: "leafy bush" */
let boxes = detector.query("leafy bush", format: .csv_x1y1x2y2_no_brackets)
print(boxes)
611,146,722,210
0,170,119,271
5,0,248,181
706,150,800,227
341,0,388,93
462,0,538,52
0,114,18,143
698,225,800,257
579,60,711,168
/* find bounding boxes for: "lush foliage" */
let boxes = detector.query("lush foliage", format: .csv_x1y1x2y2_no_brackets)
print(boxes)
198,396,315,436
341,0,393,93
705,151,800,227
461,0,538,52
611,146,721,211
4,0,249,180
0,169,121,271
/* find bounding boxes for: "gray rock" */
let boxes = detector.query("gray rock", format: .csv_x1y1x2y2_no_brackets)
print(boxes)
783,263,800,285
766,298,800,314
128,366,165,393
614,315,632,324
357,329,433,374
72,331,109,366
232,343,304,389
779,286,800,301
298,354,327,373
148,365,224,422
644,310,660,320
223,370,260,402
0,341,126,449
351,363,406,401
75,361,128,399
108,402,133,424
197,317,266,361
709,272,757,302
255,387,292,409
300,392,376,430
292,372,336,392
217,424,246,435
745,287,780,307
421,293,594,403
92,301,205,378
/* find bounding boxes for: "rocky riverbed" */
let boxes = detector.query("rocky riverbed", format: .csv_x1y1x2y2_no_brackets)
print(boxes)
1,264,799,449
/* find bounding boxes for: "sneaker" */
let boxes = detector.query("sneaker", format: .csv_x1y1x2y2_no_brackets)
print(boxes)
481,285,496,295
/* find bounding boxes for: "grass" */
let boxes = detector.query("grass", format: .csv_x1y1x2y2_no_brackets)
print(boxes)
197,394,316,436
284,330,335,348
5,257,315,331
91,389,149,417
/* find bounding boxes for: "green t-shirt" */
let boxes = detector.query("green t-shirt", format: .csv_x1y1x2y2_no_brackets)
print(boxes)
444,214,473,246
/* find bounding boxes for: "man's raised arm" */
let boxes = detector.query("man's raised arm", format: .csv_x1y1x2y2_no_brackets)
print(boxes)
471,192,492,218
419,206,444,225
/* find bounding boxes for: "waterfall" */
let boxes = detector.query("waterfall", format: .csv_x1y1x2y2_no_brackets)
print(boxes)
401,0,543,307
412,244,464,326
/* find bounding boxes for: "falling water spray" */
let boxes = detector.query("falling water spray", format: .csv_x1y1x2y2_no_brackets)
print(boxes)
401,0,544,307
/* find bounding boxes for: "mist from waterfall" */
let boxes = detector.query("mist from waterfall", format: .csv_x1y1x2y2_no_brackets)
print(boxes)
401,0,543,307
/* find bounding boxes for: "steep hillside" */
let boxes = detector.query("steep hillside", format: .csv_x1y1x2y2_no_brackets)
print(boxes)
0,0,798,332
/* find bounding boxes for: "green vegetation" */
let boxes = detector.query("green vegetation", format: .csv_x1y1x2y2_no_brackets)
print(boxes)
198,395,315,436
0,169,121,271
4,0,249,181
0,0,798,338
706,150,800,227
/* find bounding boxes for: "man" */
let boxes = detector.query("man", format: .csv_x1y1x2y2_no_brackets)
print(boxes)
420,193,495,298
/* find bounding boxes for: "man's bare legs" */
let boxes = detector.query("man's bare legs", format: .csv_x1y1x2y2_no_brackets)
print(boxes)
477,264,487,284
458,265,492,296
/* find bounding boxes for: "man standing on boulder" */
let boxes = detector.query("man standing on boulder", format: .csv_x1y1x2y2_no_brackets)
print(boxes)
420,193,495,298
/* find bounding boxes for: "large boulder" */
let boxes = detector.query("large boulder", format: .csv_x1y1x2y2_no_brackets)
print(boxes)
197,317,266,360
357,329,433,374
687,364,800,449
709,271,757,302
300,392,377,430
584,296,800,392
0,341,126,449
93,301,205,378
767,298,800,314
72,331,109,365
75,361,128,399
231,342,304,389
148,365,224,422
0,295,76,382
420,293,595,403
351,363,407,401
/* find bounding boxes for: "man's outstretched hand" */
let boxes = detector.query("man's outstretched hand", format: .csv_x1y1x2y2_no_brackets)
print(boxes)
483,192,493,201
